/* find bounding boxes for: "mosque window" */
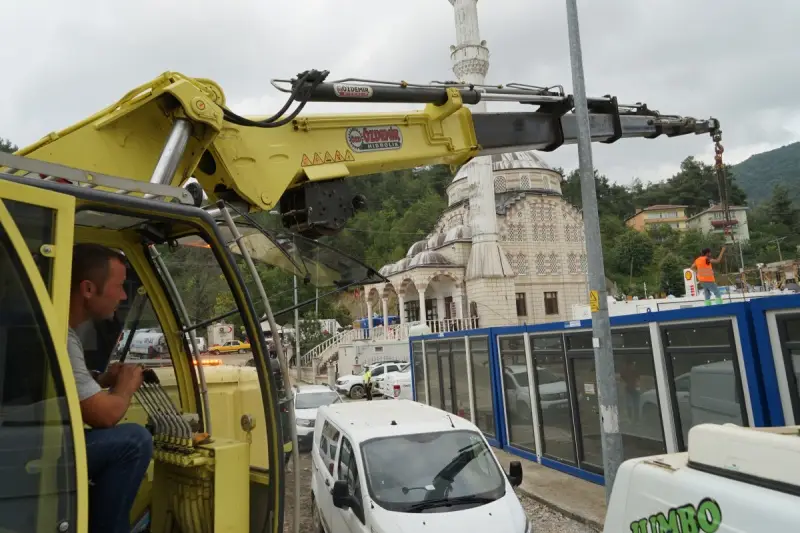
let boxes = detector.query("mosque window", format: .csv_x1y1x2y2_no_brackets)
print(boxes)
580,253,588,273
520,175,531,189
515,293,528,316
509,223,524,242
517,253,529,275
549,252,561,275
535,253,547,275
544,292,559,315
494,176,507,193
568,252,580,274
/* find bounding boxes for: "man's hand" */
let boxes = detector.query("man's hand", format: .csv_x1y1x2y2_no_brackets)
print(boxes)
96,361,124,389
80,364,144,429
116,364,144,394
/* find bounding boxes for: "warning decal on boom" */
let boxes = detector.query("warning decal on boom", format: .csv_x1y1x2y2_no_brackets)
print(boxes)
302,150,356,167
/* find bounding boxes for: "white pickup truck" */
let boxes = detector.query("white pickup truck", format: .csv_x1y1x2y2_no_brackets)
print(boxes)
383,369,413,400
603,423,799,532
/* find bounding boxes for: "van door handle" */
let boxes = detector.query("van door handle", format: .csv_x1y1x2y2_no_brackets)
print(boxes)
325,478,330,487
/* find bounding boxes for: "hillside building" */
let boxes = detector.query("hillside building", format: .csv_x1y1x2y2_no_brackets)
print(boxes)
625,204,689,232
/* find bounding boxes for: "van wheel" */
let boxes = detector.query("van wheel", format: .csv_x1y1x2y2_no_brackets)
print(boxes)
349,384,365,399
239,349,246,354
312,495,324,533
211,350,220,355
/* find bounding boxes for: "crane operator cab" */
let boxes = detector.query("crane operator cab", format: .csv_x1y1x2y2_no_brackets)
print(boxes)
0,153,383,533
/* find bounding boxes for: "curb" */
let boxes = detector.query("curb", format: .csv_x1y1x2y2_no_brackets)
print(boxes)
515,486,604,532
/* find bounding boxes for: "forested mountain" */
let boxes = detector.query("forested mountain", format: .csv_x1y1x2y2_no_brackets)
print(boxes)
731,142,800,206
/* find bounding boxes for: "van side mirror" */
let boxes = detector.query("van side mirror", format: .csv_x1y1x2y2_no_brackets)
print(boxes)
332,480,351,509
507,461,523,487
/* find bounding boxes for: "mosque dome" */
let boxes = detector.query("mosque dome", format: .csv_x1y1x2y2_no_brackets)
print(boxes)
427,233,446,249
444,224,472,243
451,150,552,183
406,239,428,258
409,251,452,268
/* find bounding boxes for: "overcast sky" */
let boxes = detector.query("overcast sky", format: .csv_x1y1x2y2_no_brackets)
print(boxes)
3,0,798,186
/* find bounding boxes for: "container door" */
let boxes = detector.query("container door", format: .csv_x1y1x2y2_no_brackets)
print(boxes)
568,356,604,472
0,180,84,533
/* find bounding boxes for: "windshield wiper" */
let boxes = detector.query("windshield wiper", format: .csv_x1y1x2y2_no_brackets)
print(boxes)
407,495,495,512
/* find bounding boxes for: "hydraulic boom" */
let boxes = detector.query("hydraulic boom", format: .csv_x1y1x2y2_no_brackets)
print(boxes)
8,69,720,238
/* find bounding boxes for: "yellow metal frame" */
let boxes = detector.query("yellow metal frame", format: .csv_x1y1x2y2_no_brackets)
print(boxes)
0,180,88,533
73,199,284,533
14,72,479,213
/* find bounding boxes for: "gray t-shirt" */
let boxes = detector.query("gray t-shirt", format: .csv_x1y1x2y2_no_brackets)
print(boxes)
67,327,102,401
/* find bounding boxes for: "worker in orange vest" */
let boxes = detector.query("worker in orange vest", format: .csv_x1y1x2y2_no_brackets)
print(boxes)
691,246,726,305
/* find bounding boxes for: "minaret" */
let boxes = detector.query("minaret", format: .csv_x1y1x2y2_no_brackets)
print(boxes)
449,0,516,326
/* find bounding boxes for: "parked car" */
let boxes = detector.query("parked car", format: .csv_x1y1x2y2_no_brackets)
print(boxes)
311,400,528,533
334,361,407,399
294,384,342,451
208,339,250,354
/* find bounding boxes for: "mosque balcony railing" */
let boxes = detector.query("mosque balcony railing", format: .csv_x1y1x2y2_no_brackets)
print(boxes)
426,316,480,333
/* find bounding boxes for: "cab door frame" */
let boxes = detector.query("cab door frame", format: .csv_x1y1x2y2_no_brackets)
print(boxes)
0,178,88,533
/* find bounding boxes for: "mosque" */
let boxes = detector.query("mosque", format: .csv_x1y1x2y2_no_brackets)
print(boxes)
361,0,590,330
363,152,590,329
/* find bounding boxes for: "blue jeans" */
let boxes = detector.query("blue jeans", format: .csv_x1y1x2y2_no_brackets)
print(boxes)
700,281,721,300
85,423,153,533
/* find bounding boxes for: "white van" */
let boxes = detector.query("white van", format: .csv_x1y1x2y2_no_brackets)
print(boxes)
311,400,529,533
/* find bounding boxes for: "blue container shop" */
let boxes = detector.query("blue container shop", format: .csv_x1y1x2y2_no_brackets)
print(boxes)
408,294,800,485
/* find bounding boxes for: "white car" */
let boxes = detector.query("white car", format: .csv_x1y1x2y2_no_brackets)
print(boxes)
293,384,342,451
383,370,413,400
311,400,529,533
372,363,410,396
335,361,407,399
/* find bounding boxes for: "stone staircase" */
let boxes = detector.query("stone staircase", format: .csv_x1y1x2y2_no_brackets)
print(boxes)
299,323,412,369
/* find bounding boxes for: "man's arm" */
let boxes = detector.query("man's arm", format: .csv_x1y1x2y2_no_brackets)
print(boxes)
68,331,140,428
80,371,141,429
710,247,726,264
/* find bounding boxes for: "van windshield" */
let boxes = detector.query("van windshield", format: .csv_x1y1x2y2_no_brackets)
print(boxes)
360,430,505,513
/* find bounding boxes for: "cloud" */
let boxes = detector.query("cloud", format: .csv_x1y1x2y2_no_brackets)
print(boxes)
2,0,798,187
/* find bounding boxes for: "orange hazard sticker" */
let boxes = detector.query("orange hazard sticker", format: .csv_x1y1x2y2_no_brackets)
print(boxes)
302,150,355,167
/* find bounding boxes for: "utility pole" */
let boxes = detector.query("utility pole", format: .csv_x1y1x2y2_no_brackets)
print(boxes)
294,274,301,382
564,0,623,502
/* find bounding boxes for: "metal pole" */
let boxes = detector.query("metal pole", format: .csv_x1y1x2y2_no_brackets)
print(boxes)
294,274,301,382
777,239,784,262
217,204,300,533
150,118,192,186
564,0,623,502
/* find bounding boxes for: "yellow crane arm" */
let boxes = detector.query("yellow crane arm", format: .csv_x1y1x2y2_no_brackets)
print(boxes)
10,69,720,238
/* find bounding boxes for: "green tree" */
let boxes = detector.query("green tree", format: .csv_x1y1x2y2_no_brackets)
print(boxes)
0,137,16,154
610,230,654,278
659,254,685,296
765,183,799,230
297,310,332,355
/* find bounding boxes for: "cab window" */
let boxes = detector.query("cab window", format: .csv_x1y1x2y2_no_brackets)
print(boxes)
0,223,76,531
337,437,363,506
317,420,341,474
4,199,56,295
